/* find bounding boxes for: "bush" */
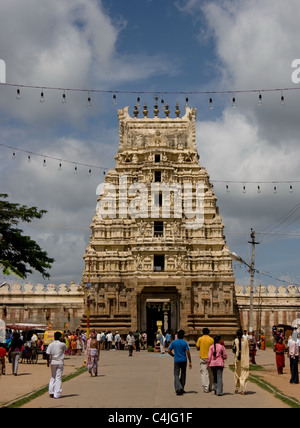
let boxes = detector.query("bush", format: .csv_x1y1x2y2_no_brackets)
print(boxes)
147,346,154,352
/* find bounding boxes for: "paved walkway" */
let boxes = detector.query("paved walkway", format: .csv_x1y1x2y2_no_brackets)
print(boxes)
1,347,298,409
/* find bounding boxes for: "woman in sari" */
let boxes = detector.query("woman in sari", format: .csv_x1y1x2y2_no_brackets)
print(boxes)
259,332,266,350
274,337,285,374
233,330,249,395
71,335,77,356
86,333,100,377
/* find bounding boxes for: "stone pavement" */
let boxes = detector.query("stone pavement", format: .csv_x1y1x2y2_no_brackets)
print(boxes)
0,352,84,407
1,347,299,409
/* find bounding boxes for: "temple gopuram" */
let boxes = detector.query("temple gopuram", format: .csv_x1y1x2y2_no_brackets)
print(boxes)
81,101,240,345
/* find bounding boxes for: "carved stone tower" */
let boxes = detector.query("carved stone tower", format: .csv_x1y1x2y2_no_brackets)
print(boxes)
81,102,240,344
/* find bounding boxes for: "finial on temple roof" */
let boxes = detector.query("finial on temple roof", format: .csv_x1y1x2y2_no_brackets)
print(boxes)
143,103,148,118
154,96,159,117
133,104,139,118
164,103,170,118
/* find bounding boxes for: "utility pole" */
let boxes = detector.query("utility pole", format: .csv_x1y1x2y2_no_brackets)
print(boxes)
86,257,91,340
248,229,259,338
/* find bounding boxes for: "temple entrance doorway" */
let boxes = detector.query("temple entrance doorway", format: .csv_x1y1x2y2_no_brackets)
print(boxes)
146,300,171,347
138,287,180,348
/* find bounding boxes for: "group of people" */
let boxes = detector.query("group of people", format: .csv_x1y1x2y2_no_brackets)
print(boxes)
96,330,148,352
274,327,299,384
48,329,150,357
64,331,86,356
168,328,250,397
46,328,150,397
3,324,300,401
0,332,25,377
46,329,105,398
0,329,42,376
86,330,148,352
0,328,87,379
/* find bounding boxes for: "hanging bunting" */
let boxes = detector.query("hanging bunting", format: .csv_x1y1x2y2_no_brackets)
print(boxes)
0,81,298,101
0,141,299,194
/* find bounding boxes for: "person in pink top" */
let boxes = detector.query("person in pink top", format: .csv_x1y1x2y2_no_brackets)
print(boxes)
207,335,227,396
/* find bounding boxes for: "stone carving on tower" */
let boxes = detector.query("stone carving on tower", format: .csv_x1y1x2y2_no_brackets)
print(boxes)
81,101,240,343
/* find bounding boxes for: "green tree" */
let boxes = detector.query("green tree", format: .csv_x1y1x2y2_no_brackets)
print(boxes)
0,194,54,279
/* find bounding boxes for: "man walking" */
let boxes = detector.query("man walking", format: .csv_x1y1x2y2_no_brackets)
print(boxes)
46,331,67,399
196,328,214,393
114,331,120,350
288,336,299,384
106,331,113,351
158,331,165,354
134,330,141,352
126,331,135,356
168,330,192,395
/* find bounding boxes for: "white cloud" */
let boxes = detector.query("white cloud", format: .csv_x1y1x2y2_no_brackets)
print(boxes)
187,0,300,285
197,109,300,184
0,0,179,127
0,0,178,87
0,0,118,86
2,0,300,287
203,1,300,88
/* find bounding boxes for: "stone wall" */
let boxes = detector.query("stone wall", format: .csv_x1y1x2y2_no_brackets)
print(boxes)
235,284,300,339
0,282,85,332
1,281,298,339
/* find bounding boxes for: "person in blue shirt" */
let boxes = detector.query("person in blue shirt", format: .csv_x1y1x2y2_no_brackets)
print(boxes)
165,331,172,347
168,330,192,395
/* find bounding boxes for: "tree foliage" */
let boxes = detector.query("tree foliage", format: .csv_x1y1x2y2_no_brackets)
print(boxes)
0,194,54,279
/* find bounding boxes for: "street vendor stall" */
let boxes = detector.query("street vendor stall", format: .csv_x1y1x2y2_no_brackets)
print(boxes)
6,323,48,331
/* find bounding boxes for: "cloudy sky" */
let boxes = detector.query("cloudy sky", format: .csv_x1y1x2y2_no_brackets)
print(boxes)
1,0,300,289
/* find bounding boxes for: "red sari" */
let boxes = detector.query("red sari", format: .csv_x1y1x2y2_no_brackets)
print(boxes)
274,342,285,374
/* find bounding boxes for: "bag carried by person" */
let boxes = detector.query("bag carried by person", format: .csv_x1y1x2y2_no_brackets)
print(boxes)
232,339,237,354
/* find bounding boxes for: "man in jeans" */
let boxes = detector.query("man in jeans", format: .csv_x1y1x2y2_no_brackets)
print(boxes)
196,328,214,393
46,331,67,399
168,330,192,395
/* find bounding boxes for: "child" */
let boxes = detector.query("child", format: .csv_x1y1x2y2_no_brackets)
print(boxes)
71,335,77,356
0,343,7,375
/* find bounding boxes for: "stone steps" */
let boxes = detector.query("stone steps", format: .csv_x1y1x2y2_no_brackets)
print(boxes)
187,314,241,342
81,314,132,334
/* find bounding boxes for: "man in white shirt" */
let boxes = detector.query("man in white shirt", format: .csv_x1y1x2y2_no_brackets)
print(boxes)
288,331,299,384
126,332,135,356
31,333,38,348
46,331,67,399
106,331,113,350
